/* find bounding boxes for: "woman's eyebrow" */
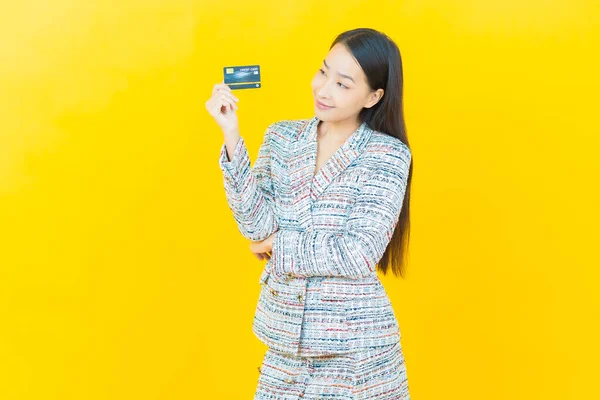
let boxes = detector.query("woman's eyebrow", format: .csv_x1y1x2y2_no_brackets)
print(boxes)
323,59,355,83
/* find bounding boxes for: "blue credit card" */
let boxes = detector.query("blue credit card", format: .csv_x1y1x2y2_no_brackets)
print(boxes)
223,65,261,90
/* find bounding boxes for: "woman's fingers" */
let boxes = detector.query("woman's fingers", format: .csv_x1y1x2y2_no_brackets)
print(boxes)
212,82,232,96
222,97,237,113
207,84,239,117
250,249,271,261
219,90,239,104
223,94,238,111
212,83,239,104
209,100,225,117
256,252,270,261
258,252,270,261
210,96,236,117
206,82,240,134
216,93,238,112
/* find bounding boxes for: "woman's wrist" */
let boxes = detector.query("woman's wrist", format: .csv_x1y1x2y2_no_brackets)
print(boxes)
223,127,240,138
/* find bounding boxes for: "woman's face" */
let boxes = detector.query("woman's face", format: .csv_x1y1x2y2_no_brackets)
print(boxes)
311,43,383,123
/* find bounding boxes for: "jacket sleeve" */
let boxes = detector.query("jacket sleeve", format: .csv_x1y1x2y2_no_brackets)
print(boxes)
218,124,279,241
271,145,411,279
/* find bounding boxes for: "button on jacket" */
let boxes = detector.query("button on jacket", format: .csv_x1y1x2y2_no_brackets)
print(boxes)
218,115,412,357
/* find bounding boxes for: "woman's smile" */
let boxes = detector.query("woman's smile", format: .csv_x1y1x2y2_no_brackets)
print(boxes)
315,99,335,110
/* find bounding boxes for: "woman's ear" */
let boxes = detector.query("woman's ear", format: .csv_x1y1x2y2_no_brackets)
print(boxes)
364,88,384,109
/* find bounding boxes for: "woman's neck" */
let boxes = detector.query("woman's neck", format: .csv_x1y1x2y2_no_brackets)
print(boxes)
317,118,361,142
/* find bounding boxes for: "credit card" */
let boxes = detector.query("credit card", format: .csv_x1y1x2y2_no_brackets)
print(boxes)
223,64,261,90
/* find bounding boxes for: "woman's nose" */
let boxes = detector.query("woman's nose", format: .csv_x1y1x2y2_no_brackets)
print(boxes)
317,84,332,99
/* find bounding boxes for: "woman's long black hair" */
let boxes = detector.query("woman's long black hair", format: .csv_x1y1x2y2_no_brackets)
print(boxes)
330,28,413,278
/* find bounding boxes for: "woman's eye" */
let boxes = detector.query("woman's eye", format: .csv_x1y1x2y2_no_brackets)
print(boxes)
319,69,347,89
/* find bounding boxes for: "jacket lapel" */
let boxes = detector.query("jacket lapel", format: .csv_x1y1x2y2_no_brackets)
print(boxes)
285,115,373,230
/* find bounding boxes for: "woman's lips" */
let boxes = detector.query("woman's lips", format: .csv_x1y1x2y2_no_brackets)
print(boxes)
315,99,334,110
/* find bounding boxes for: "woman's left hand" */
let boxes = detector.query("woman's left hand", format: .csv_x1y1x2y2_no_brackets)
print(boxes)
250,231,276,260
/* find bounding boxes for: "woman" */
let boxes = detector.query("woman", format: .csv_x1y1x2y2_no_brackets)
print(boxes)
207,28,413,399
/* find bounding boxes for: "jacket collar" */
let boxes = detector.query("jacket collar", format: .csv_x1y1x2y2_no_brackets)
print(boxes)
286,115,373,229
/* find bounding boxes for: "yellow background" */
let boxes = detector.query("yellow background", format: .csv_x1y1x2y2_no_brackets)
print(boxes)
1,1,599,398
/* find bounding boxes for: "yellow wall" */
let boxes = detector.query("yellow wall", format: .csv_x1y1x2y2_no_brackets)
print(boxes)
1,1,598,398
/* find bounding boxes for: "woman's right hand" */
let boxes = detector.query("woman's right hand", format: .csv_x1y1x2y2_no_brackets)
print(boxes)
205,81,240,135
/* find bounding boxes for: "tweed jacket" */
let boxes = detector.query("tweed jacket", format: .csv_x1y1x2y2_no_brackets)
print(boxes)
218,115,412,356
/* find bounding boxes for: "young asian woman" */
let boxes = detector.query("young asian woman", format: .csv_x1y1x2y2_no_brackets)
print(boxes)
207,28,413,399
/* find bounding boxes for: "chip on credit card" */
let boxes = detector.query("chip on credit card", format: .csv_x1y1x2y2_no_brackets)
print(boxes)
223,64,261,90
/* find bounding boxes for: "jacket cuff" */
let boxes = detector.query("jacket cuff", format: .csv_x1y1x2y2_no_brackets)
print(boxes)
272,229,303,278
218,136,250,193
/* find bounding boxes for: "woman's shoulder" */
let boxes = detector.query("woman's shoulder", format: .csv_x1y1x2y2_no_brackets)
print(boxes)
271,118,312,136
270,117,311,128
366,130,411,165
266,117,312,141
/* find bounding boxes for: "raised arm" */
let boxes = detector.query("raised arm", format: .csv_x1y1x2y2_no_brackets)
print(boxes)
271,145,411,279
218,124,279,241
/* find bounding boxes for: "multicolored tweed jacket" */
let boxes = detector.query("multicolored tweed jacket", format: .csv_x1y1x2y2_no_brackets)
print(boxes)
218,115,412,357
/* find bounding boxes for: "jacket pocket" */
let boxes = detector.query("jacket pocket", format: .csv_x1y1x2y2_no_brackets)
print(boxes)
319,277,384,302
320,277,397,333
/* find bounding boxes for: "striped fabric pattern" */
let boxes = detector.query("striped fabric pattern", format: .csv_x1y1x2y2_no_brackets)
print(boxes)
219,115,412,357
254,341,410,399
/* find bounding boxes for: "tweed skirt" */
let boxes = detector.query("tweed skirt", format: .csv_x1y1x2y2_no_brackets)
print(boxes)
254,341,410,399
